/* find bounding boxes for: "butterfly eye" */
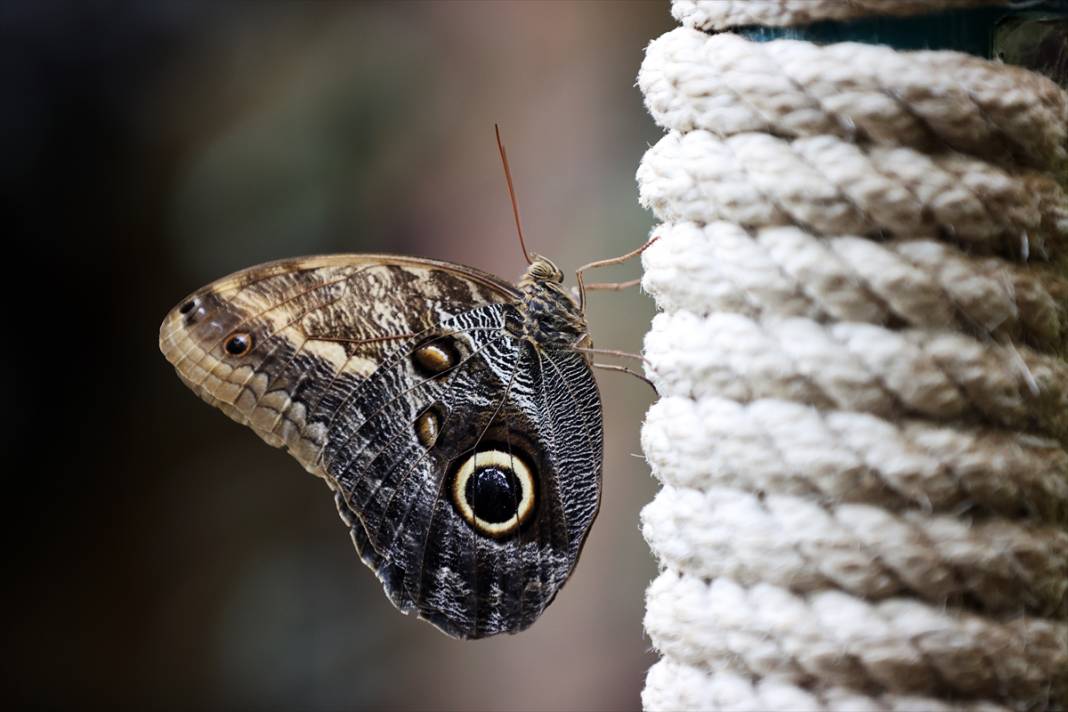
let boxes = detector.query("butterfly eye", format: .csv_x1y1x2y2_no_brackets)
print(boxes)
224,332,253,356
179,298,197,314
451,449,536,537
413,338,460,377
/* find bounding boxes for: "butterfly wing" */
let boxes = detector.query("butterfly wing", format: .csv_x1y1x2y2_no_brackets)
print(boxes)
159,255,603,638
159,254,518,477
326,304,602,637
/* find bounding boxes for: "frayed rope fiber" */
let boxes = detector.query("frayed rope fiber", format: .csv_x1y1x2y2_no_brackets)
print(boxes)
637,2,1068,710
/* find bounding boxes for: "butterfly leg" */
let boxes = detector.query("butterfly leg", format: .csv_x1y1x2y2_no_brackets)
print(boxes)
583,277,641,292
573,345,649,366
575,236,659,311
572,340,656,392
591,362,658,393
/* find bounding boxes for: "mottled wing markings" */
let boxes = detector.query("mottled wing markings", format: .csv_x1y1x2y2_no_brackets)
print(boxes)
370,335,515,552
318,307,534,634
184,267,359,371
160,252,605,639
228,269,383,432
408,331,569,637
193,269,378,458
330,330,511,514
313,299,576,637
319,312,510,480
529,346,563,602
539,348,602,562
159,262,313,363
314,325,505,436
321,307,514,532
431,333,523,635
203,266,380,384
163,258,522,482
183,269,368,408
163,271,358,442
311,324,499,512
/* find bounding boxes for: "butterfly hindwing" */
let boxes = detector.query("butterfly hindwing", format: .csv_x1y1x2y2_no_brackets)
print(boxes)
323,303,601,637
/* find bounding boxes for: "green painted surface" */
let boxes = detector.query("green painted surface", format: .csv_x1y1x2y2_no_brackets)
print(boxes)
737,1,1067,70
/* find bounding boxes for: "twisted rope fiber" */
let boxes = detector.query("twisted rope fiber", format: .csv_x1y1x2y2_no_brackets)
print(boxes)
643,485,1068,617
642,27,1068,171
638,131,1068,256
637,4,1068,710
644,398,1068,526
646,311,1068,437
645,659,1013,712
643,223,1068,353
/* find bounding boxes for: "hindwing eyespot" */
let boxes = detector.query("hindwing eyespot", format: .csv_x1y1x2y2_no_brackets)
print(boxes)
450,448,536,538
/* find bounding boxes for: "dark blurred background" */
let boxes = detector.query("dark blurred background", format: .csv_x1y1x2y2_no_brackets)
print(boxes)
6,2,673,710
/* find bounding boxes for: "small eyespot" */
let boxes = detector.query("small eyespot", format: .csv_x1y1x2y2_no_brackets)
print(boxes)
415,407,442,448
451,449,536,538
224,332,252,356
413,337,460,377
181,297,208,324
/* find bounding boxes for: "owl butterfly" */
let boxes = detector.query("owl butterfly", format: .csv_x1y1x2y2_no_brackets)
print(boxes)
159,128,651,638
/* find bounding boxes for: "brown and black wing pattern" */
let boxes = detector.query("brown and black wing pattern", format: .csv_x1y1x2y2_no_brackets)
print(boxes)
159,255,603,638
159,255,517,479
326,303,602,637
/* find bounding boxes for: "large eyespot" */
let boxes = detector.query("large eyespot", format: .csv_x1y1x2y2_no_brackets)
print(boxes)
224,332,253,356
451,449,536,538
412,337,460,377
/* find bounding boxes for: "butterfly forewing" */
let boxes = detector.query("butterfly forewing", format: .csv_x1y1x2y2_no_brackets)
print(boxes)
159,255,516,476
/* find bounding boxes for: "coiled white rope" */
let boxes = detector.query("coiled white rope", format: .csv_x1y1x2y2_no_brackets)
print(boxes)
637,2,1068,710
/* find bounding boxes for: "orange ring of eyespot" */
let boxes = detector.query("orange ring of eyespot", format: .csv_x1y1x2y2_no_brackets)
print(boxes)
451,449,536,537
224,332,253,357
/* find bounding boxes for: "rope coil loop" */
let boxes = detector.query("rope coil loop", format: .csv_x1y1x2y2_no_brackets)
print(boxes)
638,2,1068,709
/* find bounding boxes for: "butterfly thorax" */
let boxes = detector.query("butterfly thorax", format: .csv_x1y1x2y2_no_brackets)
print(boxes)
514,255,588,348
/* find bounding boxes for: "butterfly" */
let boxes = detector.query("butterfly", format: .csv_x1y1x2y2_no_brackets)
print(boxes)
159,128,651,638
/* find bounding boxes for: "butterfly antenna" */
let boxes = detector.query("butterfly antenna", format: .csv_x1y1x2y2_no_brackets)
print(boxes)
495,124,534,266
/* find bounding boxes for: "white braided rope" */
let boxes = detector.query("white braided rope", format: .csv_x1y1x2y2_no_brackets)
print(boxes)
641,27,1068,170
637,4,1068,710
643,659,1013,712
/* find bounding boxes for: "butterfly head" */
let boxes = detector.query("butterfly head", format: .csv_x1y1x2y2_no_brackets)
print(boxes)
524,254,565,284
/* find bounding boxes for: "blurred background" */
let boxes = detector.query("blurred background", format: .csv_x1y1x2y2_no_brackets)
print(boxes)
6,2,674,710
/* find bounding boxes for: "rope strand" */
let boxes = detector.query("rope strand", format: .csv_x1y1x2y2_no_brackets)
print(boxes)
638,4,1068,708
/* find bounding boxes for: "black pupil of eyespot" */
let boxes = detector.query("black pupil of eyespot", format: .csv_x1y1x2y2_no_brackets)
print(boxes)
179,300,196,314
464,466,521,524
225,335,249,355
